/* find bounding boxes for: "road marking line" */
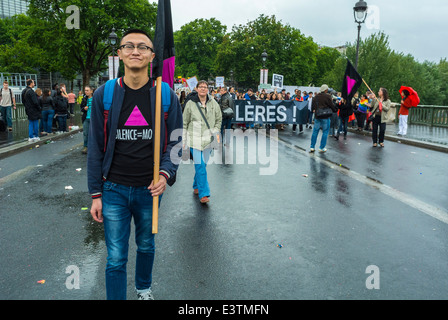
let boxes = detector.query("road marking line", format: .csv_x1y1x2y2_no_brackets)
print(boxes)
269,132,448,225
0,166,36,187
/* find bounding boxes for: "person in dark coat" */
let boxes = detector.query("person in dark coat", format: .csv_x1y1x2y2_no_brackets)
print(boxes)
335,98,352,140
22,79,41,142
54,89,69,132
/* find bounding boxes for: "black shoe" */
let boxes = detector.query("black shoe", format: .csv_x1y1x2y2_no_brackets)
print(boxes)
334,135,339,140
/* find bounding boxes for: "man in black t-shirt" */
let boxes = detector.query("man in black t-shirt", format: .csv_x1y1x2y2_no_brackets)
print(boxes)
88,29,183,300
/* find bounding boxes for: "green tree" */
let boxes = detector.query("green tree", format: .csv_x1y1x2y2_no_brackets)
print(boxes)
215,15,319,89
27,0,157,87
174,18,227,80
0,14,54,73
322,31,447,105
437,59,448,105
312,46,341,86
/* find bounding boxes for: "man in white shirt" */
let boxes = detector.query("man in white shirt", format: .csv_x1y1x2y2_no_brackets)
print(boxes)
0,81,16,131
307,92,313,129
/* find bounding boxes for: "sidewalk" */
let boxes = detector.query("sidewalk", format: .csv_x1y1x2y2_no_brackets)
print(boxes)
0,112,84,159
347,122,448,153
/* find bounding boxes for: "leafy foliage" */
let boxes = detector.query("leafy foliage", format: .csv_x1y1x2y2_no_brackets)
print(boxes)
322,32,447,104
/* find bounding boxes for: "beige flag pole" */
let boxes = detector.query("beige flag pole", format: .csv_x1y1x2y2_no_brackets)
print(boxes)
152,76,162,234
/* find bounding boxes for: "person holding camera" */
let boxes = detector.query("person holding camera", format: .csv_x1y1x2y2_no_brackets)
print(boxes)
218,86,234,146
370,88,391,147
310,85,337,153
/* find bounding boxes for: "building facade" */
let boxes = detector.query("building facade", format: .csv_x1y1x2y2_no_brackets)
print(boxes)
0,0,29,19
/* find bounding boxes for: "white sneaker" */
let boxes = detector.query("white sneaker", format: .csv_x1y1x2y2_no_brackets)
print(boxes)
28,138,34,143
318,148,327,153
309,148,315,153
34,137,40,141
136,288,154,300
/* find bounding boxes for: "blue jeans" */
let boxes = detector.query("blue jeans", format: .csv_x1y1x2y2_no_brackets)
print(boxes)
0,106,12,128
310,118,330,150
42,109,55,133
102,181,162,300
56,114,67,132
83,118,90,147
28,120,39,138
191,148,211,199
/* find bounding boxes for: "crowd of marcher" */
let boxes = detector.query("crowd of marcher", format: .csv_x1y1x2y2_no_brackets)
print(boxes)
15,79,77,142
0,79,95,150
178,83,412,155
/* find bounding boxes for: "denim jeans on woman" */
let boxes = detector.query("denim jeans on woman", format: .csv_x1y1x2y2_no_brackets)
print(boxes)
191,148,211,199
310,118,330,150
42,109,55,133
102,180,162,300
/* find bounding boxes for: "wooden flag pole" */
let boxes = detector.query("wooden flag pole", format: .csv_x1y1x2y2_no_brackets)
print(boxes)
152,76,163,234
362,78,375,96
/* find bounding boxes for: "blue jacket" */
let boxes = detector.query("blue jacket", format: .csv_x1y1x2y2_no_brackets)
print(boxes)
87,78,183,198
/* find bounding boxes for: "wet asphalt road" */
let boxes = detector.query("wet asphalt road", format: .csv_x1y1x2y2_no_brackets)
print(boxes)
0,128,448,300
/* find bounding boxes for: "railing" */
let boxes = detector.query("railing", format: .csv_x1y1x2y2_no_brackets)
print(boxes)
11,104,80,121
12,104,28,120
394,104,448,127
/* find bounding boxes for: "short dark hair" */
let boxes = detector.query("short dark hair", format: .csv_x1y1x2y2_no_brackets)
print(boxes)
26,79,34,86
120,28,152,45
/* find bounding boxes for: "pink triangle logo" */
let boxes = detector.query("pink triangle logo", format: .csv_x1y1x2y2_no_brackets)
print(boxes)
125,106,149,126
346,76,357,96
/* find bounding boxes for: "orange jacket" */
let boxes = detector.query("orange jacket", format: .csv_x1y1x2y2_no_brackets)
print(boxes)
399,97,413,115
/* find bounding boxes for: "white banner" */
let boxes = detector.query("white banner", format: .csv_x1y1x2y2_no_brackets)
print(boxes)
186,76,198,90
272,74,284,89
215,76,225,88
108,56,120,80
260,69,268,84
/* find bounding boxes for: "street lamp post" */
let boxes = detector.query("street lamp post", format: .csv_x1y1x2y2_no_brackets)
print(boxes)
353,1,368,71
108,28,118,79
260,50,268,86
261,50,268,69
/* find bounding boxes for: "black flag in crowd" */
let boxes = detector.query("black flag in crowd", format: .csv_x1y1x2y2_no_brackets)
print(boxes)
152,0,175,88
341,59,362,102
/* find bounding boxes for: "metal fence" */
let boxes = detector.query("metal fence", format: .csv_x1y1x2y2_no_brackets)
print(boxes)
12,103,81,120
395,105,448,127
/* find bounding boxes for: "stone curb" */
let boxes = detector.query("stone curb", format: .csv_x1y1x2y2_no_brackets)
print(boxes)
0,128,84,160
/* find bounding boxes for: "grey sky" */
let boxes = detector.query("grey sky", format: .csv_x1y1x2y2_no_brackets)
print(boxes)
152,0,447,63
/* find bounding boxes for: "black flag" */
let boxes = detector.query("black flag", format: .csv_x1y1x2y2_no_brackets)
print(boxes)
341,59,362,101
152,0,175,88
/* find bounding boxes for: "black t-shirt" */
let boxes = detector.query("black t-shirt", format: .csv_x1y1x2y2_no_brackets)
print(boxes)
108,80,154,187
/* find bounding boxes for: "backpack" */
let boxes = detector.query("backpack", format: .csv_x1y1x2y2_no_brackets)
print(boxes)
102,78,172,151
0,88,13,102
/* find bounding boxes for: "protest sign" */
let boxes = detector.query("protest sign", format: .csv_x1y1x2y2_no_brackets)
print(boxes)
186,76,198,90
232,100,309,124
272,74,284,89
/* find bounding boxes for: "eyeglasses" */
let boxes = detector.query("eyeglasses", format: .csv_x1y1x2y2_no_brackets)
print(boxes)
119,43,154,54
197,86,208,89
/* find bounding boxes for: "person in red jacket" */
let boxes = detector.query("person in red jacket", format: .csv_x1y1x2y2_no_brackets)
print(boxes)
398,89,412,136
